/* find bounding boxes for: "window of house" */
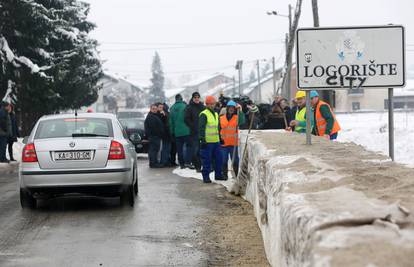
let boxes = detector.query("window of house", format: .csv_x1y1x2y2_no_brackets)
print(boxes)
352,102,360,111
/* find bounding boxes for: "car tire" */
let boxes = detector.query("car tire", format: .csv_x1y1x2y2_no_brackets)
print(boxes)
133,166,138,196
20,189,36,209
120,185,134,207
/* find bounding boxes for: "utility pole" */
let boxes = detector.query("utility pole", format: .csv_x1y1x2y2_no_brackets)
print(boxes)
232,76,236,97
256,60,262,103
311,0,331,105
235,60,243,96
272,56,277,96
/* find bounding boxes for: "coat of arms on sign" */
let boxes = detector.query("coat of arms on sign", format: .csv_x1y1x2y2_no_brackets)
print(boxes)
304,53,312,63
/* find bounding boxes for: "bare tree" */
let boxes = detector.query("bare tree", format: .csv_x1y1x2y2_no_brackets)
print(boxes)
281,0,303,101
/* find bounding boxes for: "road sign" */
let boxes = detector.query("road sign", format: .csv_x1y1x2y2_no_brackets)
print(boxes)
296,25,405,90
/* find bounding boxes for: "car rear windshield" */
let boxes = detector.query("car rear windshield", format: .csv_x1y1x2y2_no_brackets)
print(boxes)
35,118,114,139
119,118,144,130
117,111,143,119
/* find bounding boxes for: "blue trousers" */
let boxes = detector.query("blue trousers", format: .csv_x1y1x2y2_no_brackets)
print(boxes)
175,135,192,166
200,142,223,182
161,139,171,165
148,136,161,166
190,134,201,170
0,136,8,161
222,146,239,168
330,133,338,140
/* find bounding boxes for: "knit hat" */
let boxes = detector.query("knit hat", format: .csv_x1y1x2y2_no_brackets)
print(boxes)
310,90,319,98
175,94,183,101
205,95,216,105
192,92,200,98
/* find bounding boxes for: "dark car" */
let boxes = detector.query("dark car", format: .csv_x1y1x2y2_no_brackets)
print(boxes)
119,118,148,153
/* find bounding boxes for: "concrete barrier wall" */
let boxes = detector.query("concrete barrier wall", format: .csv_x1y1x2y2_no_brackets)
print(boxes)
233,130,414,267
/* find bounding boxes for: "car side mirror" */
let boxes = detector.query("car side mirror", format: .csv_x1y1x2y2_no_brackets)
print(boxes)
22,136,29,144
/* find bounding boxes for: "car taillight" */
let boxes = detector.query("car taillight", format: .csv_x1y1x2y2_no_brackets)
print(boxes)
108,140,125,160
22,143,38,162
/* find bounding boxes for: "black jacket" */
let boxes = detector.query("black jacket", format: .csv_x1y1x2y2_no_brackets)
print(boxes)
0,108,11,138
184,100,205,136
8,112,19,142
144,112,165,139
156,111,171,141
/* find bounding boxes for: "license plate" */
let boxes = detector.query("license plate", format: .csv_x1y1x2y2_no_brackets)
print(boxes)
54,151,92,161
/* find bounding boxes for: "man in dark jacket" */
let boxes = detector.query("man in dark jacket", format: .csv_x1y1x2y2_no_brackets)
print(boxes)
0,101,12,163
169,94,192,169
184,92,205,172
144,104,165,168
156,102,172,167
7,104,19,161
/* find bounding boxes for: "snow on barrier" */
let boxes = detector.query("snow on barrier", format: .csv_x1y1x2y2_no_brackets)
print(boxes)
232,130,414,267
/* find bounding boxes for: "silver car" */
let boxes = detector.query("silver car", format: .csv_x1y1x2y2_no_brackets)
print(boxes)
19,113,138,209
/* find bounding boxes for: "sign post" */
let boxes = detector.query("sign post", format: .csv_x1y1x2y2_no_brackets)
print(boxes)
296,25,405,159
306,91,312,145
388,88,395,161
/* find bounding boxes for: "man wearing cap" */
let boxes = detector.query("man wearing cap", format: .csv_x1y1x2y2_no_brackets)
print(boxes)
289,91,313,133
0,101,12,163
219,100,245,180
310,91,341,140
169,94,192,169
184,92,205,171
198,95,223,183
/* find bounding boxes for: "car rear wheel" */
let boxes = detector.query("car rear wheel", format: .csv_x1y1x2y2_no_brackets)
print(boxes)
20,189,36,209
120,184,134,207
133,166,138,196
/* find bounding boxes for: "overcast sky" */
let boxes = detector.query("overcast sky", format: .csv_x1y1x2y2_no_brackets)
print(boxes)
84,0,414,87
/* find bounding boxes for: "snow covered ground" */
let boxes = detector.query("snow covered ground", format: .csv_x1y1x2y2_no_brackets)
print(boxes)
336,111,414,167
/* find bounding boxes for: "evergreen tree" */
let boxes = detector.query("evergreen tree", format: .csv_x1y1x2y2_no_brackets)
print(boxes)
0,0,102,133
149,52,165,103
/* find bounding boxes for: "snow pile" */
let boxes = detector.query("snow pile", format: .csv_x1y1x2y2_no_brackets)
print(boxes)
336,111,414,166
234,131,414,267
173,168,235,191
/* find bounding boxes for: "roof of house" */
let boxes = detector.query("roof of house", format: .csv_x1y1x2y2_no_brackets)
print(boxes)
183,73,230,87
165,87,187,98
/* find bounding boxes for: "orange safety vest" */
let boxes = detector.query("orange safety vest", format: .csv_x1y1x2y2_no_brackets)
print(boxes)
220,114,238,147
315,100,341,136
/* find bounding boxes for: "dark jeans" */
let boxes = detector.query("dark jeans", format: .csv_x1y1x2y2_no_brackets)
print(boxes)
200,142,223,182
0,136,7,162
176,135,192,166
330,133,338,140
161,139,171,165
148,136,161,166
190,134,201,170
222,146,239,175
170,140,177,165
7,140,14,160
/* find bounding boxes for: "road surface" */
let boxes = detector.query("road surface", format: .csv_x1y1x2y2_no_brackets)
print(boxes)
0,159,269,266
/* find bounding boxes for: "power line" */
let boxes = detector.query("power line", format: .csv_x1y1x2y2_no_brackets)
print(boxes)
100,39,284,46
99,40,284,52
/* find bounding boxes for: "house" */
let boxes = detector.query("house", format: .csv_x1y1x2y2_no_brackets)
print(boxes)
334,79,414,112
164,73,233,104
243,68,283,104
89,72,145,114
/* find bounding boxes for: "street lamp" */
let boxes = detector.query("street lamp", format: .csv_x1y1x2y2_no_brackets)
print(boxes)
267,4,293,100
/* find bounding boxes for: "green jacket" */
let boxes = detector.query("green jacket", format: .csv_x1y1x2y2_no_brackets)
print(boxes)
169,100,191,137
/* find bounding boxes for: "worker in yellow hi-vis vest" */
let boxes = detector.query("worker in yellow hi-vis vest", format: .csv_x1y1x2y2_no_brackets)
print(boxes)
198,95,223,183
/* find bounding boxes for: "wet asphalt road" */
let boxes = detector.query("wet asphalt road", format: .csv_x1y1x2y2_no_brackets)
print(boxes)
0,159,213,267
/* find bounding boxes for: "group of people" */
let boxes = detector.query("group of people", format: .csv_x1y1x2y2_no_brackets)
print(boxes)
144,92,245,183
0,101,20,163
144,89,340,183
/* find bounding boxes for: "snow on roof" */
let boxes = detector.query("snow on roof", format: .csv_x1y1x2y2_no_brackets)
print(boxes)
165,88,186,98
103,71,145,89
243,71,276,95
205,82,231,96
183,73,229,87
